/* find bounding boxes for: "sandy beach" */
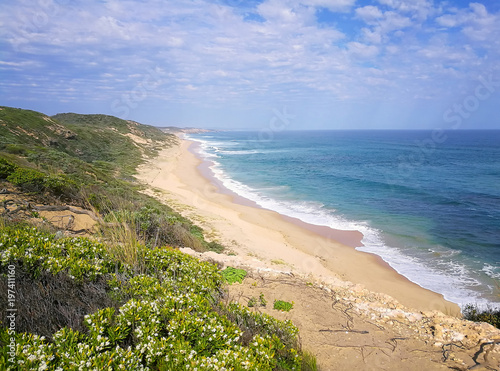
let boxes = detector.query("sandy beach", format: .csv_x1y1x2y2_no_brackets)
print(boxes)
136,137,459,314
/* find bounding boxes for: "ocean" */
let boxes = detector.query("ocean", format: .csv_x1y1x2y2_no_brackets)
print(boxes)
188,130,500,307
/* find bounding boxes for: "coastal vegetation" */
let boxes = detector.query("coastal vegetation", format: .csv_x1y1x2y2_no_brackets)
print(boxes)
0,225,307,370
221,266,248,284
0,106,315,369
463,304,500,329
273,301,294,313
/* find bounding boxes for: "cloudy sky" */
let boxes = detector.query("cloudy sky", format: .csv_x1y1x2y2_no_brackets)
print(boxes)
1,0,499,129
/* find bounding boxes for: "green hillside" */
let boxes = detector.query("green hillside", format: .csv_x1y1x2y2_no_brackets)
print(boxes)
0,106,220,252
0,107,174,179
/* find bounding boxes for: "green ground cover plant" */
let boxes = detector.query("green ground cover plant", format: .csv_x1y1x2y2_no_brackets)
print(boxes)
248,293,267,308
221,266,247,284
274,300,294,312
0,225,315,370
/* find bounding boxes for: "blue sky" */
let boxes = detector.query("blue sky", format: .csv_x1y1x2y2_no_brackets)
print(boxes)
1,0,499,130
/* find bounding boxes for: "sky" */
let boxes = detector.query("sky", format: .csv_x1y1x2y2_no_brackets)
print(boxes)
1,0,500,130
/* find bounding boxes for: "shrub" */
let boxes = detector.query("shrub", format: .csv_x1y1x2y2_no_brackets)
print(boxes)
463,303,500,329
6,167,46,191
248,293,267,308
0,225,308,370
207,240,225,253
248,297,257,307
44,173,78,198
301,350,318,371
260,293,267,307
0,158,17,179
5,144,26,155
221,303,301,369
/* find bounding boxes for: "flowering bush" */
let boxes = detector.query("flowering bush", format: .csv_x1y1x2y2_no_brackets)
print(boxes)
0,227,119,281
0,226,308,370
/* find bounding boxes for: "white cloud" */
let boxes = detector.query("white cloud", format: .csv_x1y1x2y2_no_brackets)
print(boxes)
435,2,500,44
361,27,382,44
347,42,379,58
0,0,498,121
381,11,412,32
355,6,383,23
257,0,300,23
302,0,356,12
0,60,40,67
377,0,434,21
435,14,459,28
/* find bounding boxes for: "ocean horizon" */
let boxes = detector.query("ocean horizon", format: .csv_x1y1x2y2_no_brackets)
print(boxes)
189,129,500,307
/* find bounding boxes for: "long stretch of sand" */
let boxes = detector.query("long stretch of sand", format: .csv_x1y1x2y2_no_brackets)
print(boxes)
137,138,459,313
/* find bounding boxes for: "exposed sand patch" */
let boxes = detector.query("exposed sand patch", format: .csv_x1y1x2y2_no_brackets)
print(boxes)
124,132,151,145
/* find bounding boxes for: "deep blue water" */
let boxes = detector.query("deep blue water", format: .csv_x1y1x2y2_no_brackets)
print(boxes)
190,130,500,306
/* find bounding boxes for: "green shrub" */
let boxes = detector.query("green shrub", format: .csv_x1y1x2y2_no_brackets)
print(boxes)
44,173,78,198
6,167,46,191
222,303,301,369
274,300,294,312
301,350,318,371
221,266,247,284
260,292,267,307
248,297,257,307
463,303,500,329
248,293,267,308
207,241,225,253
5,143,27,155
87,192,112,213
0,227,118,281
0,158,17,179
0,225,306,370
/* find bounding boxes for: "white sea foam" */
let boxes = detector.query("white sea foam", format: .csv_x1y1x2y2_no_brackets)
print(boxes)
190,136,499,307
355,233,494,306
482,263,500,280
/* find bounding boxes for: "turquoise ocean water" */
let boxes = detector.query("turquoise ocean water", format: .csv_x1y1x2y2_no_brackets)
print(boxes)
189,130,500,306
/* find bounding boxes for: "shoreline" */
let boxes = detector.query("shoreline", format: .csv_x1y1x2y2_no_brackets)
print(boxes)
136,137,459,313
193,140,365,249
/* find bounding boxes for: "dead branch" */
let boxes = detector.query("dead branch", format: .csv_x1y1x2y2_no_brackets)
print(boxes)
366,320,385,331
48,214,75,229
331,298,355,331
319,328,369,334
329,343,393,359
442,342,466,362
2,199,18,209
469,339,500,370
386,337,408,352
